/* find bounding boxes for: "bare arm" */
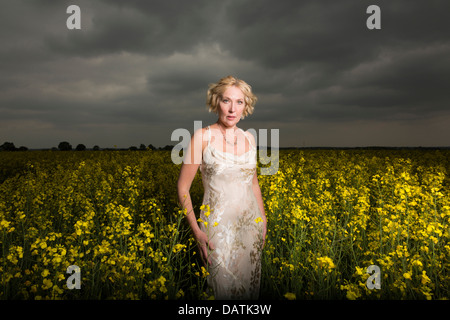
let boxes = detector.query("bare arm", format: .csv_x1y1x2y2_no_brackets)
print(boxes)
176,127,214,264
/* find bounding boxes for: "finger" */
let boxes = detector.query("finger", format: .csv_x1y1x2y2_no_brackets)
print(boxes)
200,245,209,265
200,244,212,265
196,242,206,264
207,240,215,251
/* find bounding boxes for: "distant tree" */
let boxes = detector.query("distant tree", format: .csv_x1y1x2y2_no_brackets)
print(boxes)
147,144,156,150
0,142,17,151
75,144,86,151
18,146,28,151
129,146,138,151
160,145,173,151
58,141,72,151
139,144,146,151
93,145,100,151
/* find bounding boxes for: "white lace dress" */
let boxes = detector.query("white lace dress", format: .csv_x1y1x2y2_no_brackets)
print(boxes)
199,125,264,300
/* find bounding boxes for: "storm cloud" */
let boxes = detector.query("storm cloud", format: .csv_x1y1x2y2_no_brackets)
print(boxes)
1,0,449,148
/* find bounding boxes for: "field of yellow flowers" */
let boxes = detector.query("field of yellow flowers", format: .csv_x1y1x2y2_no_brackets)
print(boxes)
0,149,449,300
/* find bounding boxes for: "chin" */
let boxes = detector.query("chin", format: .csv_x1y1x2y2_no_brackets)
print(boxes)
223,117,239,126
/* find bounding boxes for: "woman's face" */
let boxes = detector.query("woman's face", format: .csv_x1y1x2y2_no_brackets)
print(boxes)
217,86,245,128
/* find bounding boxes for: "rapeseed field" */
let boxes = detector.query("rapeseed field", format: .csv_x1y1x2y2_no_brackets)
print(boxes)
0,149,448,299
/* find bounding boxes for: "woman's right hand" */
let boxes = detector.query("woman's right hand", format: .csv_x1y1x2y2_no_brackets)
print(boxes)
194,229,214,266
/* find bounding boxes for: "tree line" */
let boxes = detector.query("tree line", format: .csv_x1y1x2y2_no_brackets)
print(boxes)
0,141,175,152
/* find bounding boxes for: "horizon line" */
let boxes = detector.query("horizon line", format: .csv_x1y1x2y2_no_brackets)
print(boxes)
4,145,450,151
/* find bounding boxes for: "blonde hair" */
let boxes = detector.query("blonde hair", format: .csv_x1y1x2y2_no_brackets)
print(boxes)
206,76,257,119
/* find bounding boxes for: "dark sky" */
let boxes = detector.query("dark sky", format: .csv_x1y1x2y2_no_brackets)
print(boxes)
1,0,449,149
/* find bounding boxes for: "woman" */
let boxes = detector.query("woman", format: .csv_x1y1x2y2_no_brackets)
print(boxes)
177,76,267,300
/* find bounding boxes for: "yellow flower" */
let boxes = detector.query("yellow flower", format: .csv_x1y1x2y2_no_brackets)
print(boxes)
53,285,64,295
403,272,412,280
0,219,11,229
42,279,53,290
201,266,210,277
254,217,263,224
200,204,211,217
354,266,365,276
284,292,296,300
411,259,423,268
317,256,336,271
176,289,185,299
341,284,361,300
346,289,360,300
420,271,431,285
158,276,166,286
41,269,50,278
172,243,187,253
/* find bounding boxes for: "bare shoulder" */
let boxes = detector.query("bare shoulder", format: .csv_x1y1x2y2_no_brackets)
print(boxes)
244,129,256,147
191,126,210,152
192,126,209,140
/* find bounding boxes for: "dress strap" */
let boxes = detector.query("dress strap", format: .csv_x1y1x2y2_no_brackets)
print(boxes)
239,128,255,148
206,126,211,146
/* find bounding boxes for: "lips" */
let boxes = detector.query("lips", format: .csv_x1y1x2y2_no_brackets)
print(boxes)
227,116,236,120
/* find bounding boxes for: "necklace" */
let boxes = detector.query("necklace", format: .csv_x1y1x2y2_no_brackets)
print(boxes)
217,122,237,146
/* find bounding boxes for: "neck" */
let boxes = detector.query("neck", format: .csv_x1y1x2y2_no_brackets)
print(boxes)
216,120,236,131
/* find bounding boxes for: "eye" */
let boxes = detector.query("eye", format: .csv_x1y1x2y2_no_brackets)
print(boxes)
237,100,244,105
222,99,229,103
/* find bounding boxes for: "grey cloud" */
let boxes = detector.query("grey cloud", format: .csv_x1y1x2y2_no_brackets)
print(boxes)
44,0,220,58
